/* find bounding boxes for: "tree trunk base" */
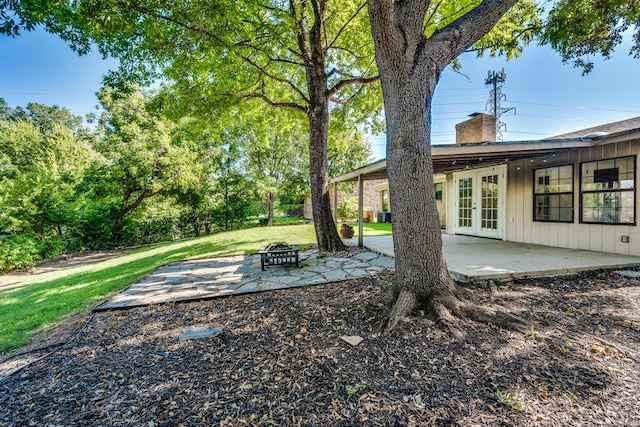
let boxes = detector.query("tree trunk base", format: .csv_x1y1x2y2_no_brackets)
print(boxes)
384,282,526,340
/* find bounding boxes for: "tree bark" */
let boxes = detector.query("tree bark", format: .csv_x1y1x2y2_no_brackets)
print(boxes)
367,0,521,335
304,0,346,253
267,192,275,227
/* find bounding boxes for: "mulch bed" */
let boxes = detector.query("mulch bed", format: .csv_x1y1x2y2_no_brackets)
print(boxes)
1,267,639,426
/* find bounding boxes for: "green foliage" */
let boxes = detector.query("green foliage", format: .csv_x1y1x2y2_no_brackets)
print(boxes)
495,390,524,411
337,197,358,222
345,380,367,399
86,86,210,244
0,108,91,239
238,105,309,224
543,0,640,74
0,233,65,273
473,1,541,60
328,109,373,178
0,0,385,250
37,234,66,259
378,276,392,290
0,233,39,273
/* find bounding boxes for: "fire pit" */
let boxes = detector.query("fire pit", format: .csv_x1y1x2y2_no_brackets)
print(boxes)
258,242,300,271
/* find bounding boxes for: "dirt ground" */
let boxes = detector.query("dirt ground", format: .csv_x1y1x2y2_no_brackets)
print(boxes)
1,266,639,426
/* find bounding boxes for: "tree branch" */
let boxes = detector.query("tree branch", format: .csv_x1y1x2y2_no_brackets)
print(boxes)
428,0,519,64
239,54,310,104
291,0,312,63
327,75,379,98
326,2,367,52
243,93,307,114
329,84,365,106
127,2,222,43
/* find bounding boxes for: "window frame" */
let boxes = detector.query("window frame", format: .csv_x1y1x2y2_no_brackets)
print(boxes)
579,155,636,226
532,164,574,223
434,182,443,201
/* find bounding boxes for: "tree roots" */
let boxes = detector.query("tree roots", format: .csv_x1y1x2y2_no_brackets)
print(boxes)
384,283,527,340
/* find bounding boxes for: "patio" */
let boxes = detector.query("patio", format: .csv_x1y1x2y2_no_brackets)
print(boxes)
343,234,640,282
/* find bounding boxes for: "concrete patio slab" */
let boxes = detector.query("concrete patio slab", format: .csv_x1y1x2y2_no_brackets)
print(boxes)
95,234,640,311
344,234,640,282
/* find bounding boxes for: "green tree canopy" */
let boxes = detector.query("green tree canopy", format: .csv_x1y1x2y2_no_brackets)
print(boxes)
0,0,384,252
84,86,206,243
543,0,640,74
0,116,91,235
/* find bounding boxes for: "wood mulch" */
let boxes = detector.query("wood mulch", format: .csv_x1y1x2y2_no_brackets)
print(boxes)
1,267,639,426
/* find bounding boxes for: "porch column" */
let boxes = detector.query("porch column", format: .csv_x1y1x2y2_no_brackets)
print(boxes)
358,174,364,248
333,182,338,225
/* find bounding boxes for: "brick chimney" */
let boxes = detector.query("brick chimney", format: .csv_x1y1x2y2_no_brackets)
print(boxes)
455,113,497,144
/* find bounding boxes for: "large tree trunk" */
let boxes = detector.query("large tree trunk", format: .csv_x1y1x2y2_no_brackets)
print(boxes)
307,90,345,252
305,0,346,253
367,0,522,337
378,41,460,331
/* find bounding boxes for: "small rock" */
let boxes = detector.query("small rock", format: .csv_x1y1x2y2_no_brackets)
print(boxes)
300,327,308,334
340,335,364,346
295,334,303,339
179,328,223,341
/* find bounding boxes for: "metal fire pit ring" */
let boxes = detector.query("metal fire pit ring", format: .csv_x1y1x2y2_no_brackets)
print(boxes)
258,242,300,271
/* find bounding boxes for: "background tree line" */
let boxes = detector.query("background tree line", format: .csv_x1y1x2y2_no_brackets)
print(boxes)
0,89,371,273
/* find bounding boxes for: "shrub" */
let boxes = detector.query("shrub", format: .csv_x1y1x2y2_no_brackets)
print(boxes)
0,233,67,273
36,235,66,259
0,234,39,273
337,197,358,222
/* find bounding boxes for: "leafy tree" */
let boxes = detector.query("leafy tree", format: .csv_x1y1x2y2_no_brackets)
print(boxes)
85,86,204,244
0,115,91,237
327,108,373,179
367,0,538,335
210,143,261,232
0,0,383,252
543,0,640,74
239,106,309,226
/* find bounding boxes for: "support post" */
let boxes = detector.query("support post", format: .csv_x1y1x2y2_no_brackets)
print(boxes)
333,182,338,225
358,174,364,248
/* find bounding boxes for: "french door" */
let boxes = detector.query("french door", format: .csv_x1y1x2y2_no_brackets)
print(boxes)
453,165,506,239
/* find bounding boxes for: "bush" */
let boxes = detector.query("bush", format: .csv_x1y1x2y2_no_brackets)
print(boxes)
0,234,40,273
337,197,358,222
0,233,67,273
37,235,66,259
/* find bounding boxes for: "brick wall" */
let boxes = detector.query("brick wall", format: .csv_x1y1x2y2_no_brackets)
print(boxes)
329,176,447,227
455,113,496,143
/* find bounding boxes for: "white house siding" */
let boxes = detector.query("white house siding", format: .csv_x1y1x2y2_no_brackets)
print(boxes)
504,138,640,256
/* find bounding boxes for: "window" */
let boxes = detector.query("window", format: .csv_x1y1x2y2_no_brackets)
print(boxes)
533,165,574,222
580,156,636,224
434,183,443,201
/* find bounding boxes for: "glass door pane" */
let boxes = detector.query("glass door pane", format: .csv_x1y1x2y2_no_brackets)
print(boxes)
481,174,499,231
458,177,473,229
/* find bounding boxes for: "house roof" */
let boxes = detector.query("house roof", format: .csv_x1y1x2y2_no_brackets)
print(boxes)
331,117,640,183
549,116,640,139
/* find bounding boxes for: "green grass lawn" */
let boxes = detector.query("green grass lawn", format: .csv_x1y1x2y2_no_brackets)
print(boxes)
345,221,393,236
0,224,317,353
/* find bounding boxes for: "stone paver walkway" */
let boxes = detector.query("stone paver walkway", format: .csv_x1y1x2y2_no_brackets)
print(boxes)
95,248,394,311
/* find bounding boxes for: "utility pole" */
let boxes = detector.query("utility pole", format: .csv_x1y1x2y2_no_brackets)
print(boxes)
485,68,515,141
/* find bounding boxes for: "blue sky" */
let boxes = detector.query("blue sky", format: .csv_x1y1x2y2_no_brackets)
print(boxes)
1,28,639,161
